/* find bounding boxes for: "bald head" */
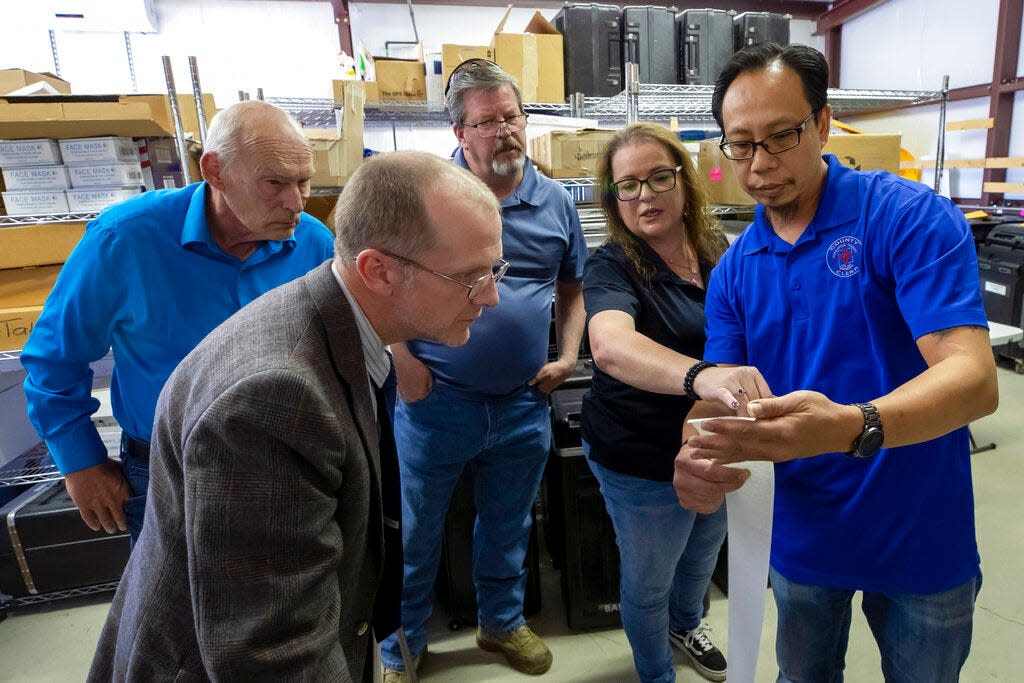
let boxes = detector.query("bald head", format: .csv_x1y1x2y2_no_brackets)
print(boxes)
334,151,500,261
202,100,309,170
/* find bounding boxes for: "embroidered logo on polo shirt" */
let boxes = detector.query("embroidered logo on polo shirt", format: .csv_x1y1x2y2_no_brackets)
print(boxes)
826,236,862,277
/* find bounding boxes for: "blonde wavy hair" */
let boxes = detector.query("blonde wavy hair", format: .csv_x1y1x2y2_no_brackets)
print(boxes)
597,123,725,285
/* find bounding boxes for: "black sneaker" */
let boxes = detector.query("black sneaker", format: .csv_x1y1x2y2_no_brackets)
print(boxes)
670,624,727,681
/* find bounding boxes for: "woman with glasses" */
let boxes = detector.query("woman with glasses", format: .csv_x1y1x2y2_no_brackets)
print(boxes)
581,123,770,683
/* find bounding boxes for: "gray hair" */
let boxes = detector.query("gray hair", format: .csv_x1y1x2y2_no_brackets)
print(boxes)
202,100,306,167
333,151,500,260
445,61,524,125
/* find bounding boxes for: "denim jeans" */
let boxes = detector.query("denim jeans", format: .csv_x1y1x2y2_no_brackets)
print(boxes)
585,444,728,683
771,567,982,683
118,433,150,547
379,382,550,670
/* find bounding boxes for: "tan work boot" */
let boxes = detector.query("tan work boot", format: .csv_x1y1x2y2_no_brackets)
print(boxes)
382,651,424,683
476,624,553,675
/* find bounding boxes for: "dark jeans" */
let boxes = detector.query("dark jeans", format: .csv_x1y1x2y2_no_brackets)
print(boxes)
119,433,150,547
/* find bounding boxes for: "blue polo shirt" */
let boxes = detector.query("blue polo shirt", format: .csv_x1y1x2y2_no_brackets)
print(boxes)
406,150,587,399
704,155,986,593
582,240,709,481
22,182,335,475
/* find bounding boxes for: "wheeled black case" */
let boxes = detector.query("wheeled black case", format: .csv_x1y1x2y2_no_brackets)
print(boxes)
435,466,542,629
554,3,624,97
733,11,791,51
0,479,130,598
622,6,678,85
978,224,1024,328
676,9,734,85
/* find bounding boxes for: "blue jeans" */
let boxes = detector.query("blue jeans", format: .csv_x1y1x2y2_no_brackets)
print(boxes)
585,444,728,683
379,382,550,670
771,567,982,683
118,434,150,548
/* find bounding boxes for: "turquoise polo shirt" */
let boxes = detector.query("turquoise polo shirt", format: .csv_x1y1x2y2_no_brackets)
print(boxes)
704,155,987,593
22,182,335,474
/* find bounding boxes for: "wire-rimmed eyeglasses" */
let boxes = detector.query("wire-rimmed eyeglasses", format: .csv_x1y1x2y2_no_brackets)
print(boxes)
609,165,683,201
719,111,818,161
378,248,509,301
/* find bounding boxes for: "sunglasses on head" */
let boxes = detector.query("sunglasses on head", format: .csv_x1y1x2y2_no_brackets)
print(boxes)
444,57,501,98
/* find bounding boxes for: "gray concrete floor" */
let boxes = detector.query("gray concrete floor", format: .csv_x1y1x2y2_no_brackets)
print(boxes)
1,366,1022,682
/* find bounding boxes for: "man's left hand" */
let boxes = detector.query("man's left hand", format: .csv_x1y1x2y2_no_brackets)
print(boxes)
528,358,576,394
687,390,862,464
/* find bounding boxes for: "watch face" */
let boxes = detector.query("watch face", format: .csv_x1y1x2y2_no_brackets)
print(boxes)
858,428,884,457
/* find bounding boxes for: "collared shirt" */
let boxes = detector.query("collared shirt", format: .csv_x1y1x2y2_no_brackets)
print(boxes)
331,260,390,415
581,240,710,481
405,149,588,399
22,182,335,474
704,155,987,593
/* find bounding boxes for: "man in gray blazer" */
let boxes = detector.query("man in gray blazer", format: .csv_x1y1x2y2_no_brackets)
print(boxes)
88,151,504,682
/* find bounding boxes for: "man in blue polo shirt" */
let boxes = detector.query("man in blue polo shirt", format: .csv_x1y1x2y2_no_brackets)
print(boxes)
22,100,334,544
674,44,997,681
381,60,587,681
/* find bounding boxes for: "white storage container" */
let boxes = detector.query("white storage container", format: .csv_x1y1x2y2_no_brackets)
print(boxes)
67,162,144,189
0,139,62,166
1,190,69,215
1,165,71,191
65,187,142,213
59,136,140,164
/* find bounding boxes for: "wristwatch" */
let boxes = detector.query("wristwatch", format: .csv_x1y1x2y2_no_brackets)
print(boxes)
846,402,884,458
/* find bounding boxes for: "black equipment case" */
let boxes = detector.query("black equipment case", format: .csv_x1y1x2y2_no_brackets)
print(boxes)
733,11,791,51
622,6,678,85
554,3,624,97
0,479,130,599
676,9,734,85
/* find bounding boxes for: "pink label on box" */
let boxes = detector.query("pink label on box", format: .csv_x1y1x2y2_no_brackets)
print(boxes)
709,167,723,182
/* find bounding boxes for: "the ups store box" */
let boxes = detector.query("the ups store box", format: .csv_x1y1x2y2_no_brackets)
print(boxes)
441,45,495,86
373,58,427,102
0,264,61,351
492,8,565,104
698,133,903,206
530,129,617,178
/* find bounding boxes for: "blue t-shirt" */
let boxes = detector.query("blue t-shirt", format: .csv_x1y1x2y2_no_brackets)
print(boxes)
22,182,335,474
581,240,708,481
407,151,587,399
704,155,987,593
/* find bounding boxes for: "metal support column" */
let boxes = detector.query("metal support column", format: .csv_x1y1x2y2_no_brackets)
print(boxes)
161,57,193,185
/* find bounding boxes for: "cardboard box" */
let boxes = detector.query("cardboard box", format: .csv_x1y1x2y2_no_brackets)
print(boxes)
136,137,201,190
59,136,139,164
698,139,754,206
1,190,69,215
492,9,564,104
824,133,902,175
0,265,62,309
67,161,144,188
309,81,366,188
373,59,427,101
1,165,71,191
66,187,141,213
0,306,43,351
0,139,63,166
0,69,71,96
0,222,86,269
530,129,617,178
441,45,495,86
332,80,378,105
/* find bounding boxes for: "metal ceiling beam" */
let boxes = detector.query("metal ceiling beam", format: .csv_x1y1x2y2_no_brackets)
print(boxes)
328,0,354,57
824,27,842,88
815,0,890,35
349,0,830,19
981,0,1023,206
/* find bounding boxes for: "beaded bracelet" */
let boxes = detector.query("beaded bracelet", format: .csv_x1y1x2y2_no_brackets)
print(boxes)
683,360,718,400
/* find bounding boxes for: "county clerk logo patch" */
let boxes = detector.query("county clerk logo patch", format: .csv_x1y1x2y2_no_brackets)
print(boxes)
826,236,862,277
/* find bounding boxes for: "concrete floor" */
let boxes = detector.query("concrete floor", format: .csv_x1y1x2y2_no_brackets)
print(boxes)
1,366,1022,682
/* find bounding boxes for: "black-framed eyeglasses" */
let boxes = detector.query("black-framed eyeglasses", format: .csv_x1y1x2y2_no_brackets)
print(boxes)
462,113,529,138
378,248,509,301
610,165,683,201
719,111,818,161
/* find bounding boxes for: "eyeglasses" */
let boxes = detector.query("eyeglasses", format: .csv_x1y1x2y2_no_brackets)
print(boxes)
719,111,818,161
378,248,509,301
609,165,683,201
462,114,529,138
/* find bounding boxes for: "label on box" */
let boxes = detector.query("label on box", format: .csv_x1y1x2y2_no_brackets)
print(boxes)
1,165,71,191
0,139,63,167
66,187,142,213
0,306,43,352
1,190,69,215
984,281,1007,296
59,136,140,164
68,162,145,188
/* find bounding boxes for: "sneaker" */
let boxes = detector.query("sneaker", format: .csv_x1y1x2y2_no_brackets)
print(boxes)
476,624,553,675
670,623,727,681
382,650,424,683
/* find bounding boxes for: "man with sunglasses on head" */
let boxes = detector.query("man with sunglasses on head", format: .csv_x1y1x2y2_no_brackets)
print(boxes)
381,59,587,681
674,44,996,681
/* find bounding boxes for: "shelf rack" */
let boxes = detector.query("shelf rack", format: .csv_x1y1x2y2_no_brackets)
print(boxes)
0,443,61,488
0,212,98,227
